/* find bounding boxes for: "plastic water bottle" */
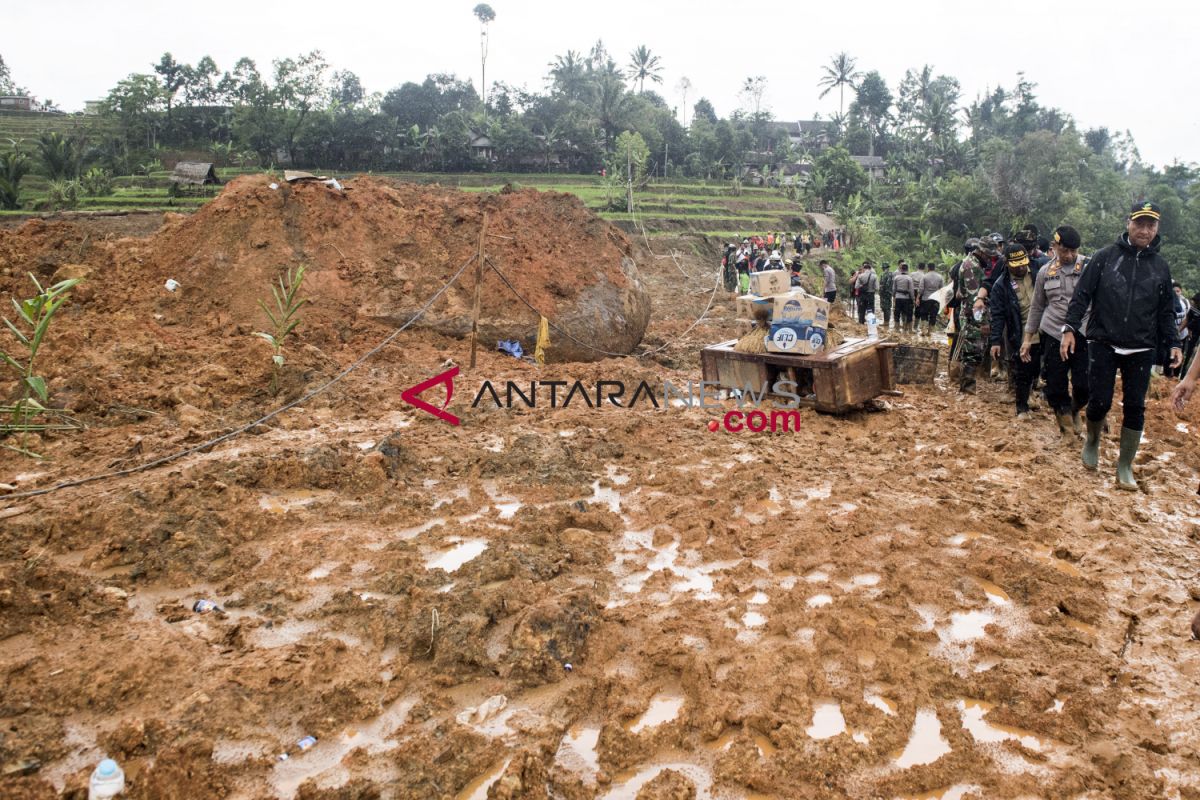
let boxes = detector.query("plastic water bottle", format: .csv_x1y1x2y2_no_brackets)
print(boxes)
89,758,125,799
866,312,878,338
973,307,984,322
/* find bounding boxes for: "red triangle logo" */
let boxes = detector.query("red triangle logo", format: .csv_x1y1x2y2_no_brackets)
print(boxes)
401,367,461,426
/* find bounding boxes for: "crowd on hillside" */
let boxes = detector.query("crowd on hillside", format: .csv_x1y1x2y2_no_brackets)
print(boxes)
719,229,849,294
721,205,1200,492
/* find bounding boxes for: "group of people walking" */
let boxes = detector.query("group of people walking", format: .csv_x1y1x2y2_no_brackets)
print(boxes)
842,260,945,330
720,228,841,294
949,205,1187,490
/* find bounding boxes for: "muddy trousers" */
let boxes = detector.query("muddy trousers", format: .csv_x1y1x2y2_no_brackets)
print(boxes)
1087,343,1153,431
1041,334,1089,415
894,298,914,330
879,293,892,326
1011,343,1041,413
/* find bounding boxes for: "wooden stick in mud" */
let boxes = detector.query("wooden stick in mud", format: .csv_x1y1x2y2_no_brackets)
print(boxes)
469,212,489,369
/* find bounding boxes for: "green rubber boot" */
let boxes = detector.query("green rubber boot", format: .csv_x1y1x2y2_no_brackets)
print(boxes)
1116,427,1141,491
1082,417,1103,471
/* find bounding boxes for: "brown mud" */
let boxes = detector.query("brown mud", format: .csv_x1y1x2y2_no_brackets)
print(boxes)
1,193,1200,799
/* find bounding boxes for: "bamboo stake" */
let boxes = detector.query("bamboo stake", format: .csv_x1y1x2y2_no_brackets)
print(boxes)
469,212,489,369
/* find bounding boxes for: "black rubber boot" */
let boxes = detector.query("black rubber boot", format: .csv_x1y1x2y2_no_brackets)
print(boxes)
960,364,977,395
1082,417,1103,471
1116,427,1140,490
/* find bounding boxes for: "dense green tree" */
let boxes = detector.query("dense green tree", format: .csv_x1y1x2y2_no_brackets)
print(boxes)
811,145,868,205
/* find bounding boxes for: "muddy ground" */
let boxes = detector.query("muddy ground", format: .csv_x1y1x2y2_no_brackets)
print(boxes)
2,212,1200,800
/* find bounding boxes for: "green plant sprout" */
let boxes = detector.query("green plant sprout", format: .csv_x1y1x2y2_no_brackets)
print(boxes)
254,263,307,395
1,273,81,455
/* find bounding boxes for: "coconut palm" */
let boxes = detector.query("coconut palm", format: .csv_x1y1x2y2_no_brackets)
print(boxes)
818,52,860,117
549,51,589,100
627,46,663,94
473,4,495,121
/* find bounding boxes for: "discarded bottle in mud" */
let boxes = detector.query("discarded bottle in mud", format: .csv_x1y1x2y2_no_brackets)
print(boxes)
866,312,878,338
88,758,125,799
192,599,220,614
277,735,318,761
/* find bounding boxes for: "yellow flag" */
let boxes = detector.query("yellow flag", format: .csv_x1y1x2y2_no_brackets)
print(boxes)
534,316,551,366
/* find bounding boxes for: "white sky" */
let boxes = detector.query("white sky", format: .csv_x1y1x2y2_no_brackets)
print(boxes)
5,0,1199,167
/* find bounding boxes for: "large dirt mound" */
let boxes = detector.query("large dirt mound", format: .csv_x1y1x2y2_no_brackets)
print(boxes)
146,175,649,361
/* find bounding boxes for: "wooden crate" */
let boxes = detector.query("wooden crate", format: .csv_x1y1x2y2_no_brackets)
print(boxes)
700,337,900,413
892,345,940,384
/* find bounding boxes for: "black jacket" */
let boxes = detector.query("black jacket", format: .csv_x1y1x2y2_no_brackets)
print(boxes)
1064,233,1178,350
988,267,1040,352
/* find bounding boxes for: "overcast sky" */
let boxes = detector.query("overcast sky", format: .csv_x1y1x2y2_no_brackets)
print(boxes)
5,0,1199,168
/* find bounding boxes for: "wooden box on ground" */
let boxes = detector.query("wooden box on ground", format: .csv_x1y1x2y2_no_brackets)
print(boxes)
891,345,940,384
700,337,900,413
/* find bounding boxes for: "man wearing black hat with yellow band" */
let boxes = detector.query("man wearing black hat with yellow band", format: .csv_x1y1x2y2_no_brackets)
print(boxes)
1023,226,1089,436
1062,202,1181,489
988,243,1041,417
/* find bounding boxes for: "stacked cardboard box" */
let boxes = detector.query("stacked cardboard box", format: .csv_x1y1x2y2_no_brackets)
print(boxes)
764,291,831,355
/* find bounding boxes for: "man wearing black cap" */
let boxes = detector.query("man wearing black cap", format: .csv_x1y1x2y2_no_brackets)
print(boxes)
1022,225,1088,435
989,244,1040,417
1062,202,1181,489
1014,225,1049,271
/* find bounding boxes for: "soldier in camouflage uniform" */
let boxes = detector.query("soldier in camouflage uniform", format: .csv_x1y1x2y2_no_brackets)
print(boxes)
954,241,993,393
878,263,894,327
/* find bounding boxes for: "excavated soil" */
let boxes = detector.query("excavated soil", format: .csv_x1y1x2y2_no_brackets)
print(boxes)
2,206,1200,800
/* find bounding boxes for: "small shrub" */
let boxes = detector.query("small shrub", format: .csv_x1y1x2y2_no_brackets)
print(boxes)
47,179,81,209
80,167,114,197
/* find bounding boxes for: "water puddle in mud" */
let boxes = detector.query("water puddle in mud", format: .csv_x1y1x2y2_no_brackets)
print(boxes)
270,696,416,798
609,530,739,607
432,486,470,510
555,724,601,782
946,532,983,546
627,693,684,734
970,577,1010,605
590,480,623,513
1062,616,1098,636
249,620,361,650
865,690,898,716
805,701,846,740
258,490,332,514
1047,699,1064,714
804,570,830,583
944,610,994,643
604,761,714,799
424,538,488,572
1029,547,1082,577
706,729,776,757
836,573,881,591
456,757,511,800
790,483,832,509
807,594,833,608
958,699,1053,751
894,709,951,768
898,786,980,800
741,611,767,628
748,591,769,605
306,561,339,581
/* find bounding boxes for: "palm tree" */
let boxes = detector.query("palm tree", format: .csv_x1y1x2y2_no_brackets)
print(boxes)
676,76,692,125
818,52,860,117
627,46,663,94
549,51,589,100
472,4,495,121
593,73,631,150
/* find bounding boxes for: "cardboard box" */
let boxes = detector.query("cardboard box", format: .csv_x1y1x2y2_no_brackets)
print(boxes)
772,292,830,327
736,294,773,321
765,321,829,355
749,269,790,297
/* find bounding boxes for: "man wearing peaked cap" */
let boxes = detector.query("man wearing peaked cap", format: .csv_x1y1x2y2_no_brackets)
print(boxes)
1062,201,1179,489
1023,225,1089,436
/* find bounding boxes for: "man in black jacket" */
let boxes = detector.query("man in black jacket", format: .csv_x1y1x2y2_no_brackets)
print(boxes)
989,244,1041,417
1062,202,1181,489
